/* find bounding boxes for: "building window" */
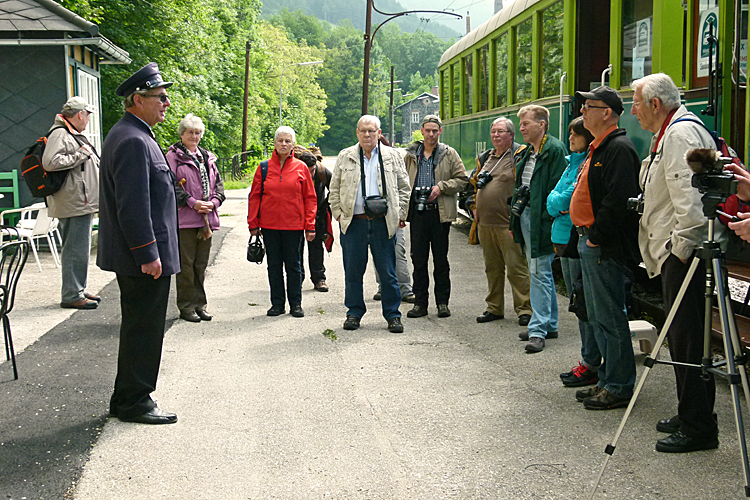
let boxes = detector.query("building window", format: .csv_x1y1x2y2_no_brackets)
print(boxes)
412,111,420,124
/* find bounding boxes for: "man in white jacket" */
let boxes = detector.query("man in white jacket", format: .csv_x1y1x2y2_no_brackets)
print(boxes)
631,73,725,453
42,96,100,310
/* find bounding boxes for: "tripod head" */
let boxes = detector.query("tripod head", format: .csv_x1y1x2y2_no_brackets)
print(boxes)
686,148,738,219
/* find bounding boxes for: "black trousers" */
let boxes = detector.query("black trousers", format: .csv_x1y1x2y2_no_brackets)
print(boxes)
409,207,451,307
110,274,171,419
662,254,718,439
263,229,303,308
304,237,326,284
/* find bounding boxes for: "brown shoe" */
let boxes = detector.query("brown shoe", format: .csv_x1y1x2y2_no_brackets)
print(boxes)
61,298,98,310
84,292,102,302
314,281,329,292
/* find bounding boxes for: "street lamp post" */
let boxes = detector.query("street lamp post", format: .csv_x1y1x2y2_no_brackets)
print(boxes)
279,60,323,127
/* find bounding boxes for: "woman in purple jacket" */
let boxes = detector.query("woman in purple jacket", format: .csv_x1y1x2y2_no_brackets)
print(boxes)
166,113,225,322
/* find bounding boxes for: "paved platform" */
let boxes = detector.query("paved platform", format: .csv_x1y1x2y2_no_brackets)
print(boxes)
2,185,749,499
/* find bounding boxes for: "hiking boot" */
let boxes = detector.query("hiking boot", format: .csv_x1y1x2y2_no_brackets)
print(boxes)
437,304,451,318
267,305,285,316
519,331,558,341
583,388,631,410
576,385,603,402
343,315,360,330
387,317,404,333
290,304,305,317
314,281,329,292
373,291,382,301
518,314,531,326
525,336,545,353
656,415,682,434
562,363,598,387
407,304,428,318
402,292,416,303
476,311,503,323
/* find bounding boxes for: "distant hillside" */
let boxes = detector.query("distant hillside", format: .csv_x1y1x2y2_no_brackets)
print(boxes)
261,0,461,40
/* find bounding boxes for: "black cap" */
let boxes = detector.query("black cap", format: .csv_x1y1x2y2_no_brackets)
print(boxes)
575,86,624,115
116,62,173,98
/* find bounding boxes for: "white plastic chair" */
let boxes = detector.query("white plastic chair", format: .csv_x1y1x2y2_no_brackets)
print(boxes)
0,203,60,272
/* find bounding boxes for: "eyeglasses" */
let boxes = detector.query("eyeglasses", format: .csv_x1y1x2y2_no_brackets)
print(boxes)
632,99,649,109
358,128,378,135
143,94,169,103
581,103,609,111
491,129,509,135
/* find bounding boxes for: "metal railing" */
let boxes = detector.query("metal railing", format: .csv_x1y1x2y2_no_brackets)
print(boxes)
216,151,260,181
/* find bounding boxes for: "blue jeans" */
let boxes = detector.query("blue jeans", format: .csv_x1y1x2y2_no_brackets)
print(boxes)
262,229,303,308
578,235,635,398
560,256,601,370
340,218,401,320
520,210,558,338
59,214,93,303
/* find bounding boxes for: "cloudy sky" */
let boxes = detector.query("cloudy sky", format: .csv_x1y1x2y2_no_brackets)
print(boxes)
403,0,507,37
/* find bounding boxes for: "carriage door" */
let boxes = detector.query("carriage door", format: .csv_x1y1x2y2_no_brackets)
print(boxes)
575,0,611,110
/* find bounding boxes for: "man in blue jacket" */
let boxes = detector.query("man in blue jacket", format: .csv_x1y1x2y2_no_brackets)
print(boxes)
97,63,180,424
510,105,567,353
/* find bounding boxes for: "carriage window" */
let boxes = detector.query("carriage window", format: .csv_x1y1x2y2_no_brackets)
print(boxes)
542,1,564,97
479,45,489,111
621,0,653,84
440,70,449,118
464,53,474,115
452,63,460,117
516,18,533,103
495,32,509,108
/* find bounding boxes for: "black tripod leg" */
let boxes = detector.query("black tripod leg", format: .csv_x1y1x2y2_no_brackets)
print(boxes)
713,257,750,496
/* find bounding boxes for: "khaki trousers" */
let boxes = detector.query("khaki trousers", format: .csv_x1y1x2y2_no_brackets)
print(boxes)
477,225,532,317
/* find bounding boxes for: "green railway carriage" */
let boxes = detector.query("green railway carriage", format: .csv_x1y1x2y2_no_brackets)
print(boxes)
438,0,748,167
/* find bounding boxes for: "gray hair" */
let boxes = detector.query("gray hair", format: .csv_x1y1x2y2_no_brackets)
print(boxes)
274,125,296,142
491,116,515,138
631,73,681,110
517,105,549,132
357,115,381,130
61,109,80,119
178,113,205,136
123,89,151,109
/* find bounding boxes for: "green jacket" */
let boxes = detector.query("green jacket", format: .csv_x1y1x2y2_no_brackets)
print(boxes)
509,133,567,258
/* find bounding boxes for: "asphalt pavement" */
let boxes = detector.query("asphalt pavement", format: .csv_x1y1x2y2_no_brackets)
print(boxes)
2,181,749,499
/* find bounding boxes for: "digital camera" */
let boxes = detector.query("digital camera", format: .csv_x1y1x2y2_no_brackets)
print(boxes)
510,185,531,217
476,170,493,190
627,193,644,215
413,186,432,212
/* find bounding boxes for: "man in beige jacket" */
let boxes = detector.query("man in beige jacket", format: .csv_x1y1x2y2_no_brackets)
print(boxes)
42,96,100,310
402,115,468,319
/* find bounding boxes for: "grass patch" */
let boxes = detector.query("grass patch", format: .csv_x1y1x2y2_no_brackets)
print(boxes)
224,179,251,190
322,328,337,341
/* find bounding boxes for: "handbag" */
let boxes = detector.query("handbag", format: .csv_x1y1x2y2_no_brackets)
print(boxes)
246,233,265,263
360,147,388,219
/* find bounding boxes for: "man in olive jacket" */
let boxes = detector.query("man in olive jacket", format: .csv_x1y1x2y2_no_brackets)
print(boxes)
402,115,468,319
510,105,567,353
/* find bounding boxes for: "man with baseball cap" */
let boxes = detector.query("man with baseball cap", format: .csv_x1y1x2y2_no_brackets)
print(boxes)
569,86,641,410
97,62,180,424
402,114,468,319
42,96,100,310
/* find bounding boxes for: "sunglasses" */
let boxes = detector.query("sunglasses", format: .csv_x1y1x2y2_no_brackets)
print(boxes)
143,94,169,103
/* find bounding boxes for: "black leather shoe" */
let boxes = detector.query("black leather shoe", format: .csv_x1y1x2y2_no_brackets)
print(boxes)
519,331,558,341
402,293,416,303
195,309,212,321
290,304,305,317
267,305,285,316
388,317,404,333
657,415,681,433
119,407,177,425
476,311,503,323
180,311,201,322
518,314,531,326
655,431,718,453
343,315,360,330
407,305,428,318
373,292,382,301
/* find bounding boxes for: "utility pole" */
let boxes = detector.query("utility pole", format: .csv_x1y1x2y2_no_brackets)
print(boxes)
361,2,461,115
389,65,395,145
241,40,251,165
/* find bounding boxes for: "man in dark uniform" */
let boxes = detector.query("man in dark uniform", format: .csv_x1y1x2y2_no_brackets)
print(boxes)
97,63,180,424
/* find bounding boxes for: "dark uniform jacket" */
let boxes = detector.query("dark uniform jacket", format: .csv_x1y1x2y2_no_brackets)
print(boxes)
97,112,180,277
509,133,567,258
581,127,641,263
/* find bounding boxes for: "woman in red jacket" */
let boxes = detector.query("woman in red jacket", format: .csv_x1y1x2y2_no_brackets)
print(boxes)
247,126,317,317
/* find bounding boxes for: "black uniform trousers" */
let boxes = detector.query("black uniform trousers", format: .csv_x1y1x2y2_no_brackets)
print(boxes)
304,237,326,284
110,274,171,419
409,206,451,308
662,253,718,439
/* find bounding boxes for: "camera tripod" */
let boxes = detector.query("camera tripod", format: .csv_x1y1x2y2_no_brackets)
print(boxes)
588,217,750,498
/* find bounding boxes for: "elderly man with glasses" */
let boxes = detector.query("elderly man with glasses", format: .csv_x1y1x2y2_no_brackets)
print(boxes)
469,117,532,328
97,63,180,425
329,115,411,333
569,86,641,410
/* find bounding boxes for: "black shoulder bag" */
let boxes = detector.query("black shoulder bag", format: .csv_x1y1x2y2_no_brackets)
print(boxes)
360,147,388,219
247,160,269,263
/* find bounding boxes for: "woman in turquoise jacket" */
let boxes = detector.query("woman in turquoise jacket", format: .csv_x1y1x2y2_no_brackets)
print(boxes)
547,117,600,388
